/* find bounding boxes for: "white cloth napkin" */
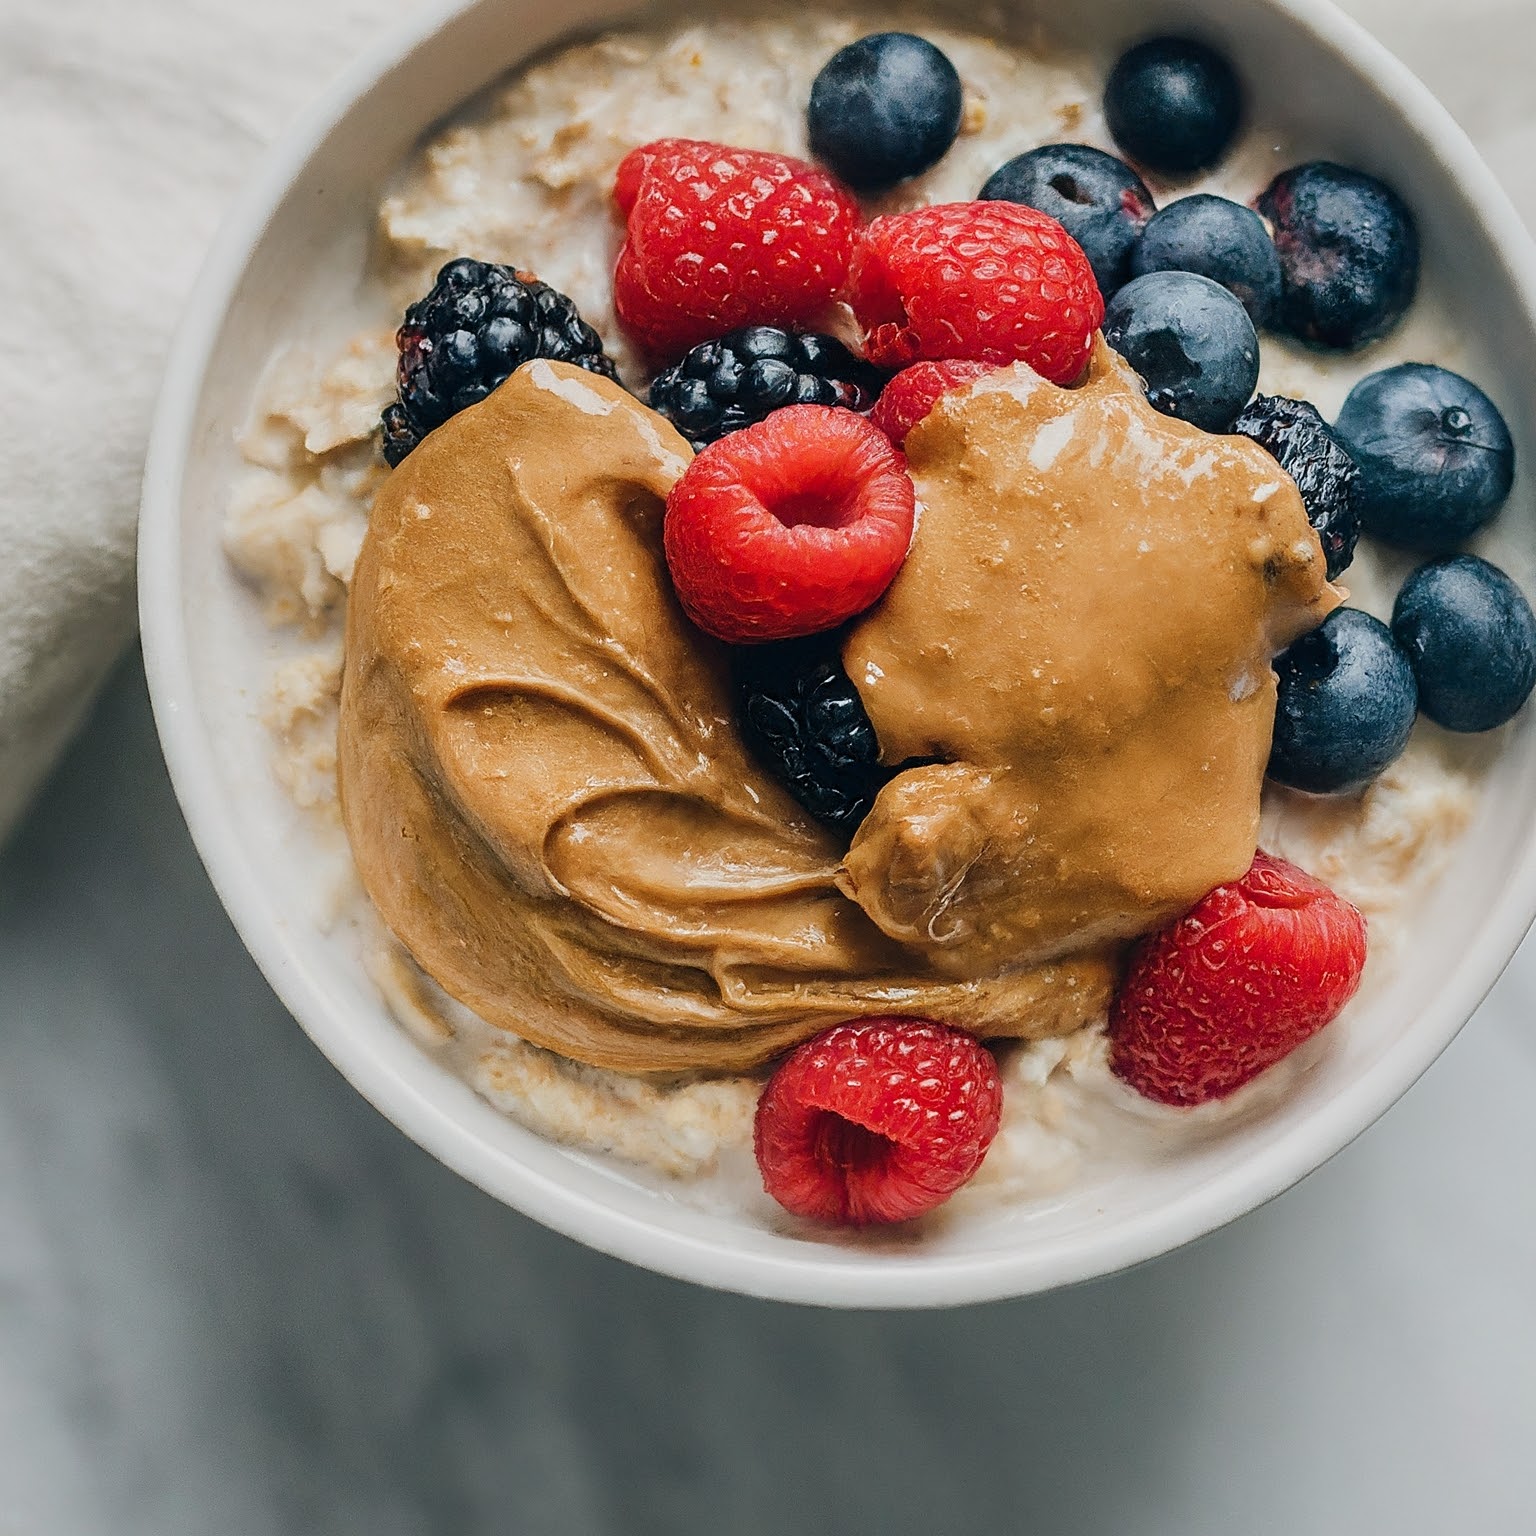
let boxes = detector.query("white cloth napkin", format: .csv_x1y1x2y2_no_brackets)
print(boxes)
0,0,420,842
0,0,1530,843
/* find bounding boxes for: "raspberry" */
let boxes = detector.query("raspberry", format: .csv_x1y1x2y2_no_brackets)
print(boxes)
1109,852,1367,1107
869,359,1000,447
663,405,915,643
753,1018,1004,1225
612,138,862,361
848,201,1103,381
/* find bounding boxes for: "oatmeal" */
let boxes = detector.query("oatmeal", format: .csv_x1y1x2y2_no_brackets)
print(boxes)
223,11,1523,1211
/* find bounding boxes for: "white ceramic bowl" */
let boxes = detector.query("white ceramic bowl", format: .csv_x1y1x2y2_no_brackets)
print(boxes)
140,0,1536,1307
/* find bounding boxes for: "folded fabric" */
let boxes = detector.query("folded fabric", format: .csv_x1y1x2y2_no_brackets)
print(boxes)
0,0,418,843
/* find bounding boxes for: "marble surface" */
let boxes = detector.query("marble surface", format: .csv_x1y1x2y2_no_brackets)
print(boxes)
6,654,1536,1532
8,0,1536,1529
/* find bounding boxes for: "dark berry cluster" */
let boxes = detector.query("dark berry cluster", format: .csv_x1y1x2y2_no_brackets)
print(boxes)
732,637,894,834
381,258,618,465
649,328,883,451
1232,395,1360,580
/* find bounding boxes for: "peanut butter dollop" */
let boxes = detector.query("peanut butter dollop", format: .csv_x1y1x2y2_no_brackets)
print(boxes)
840,342,1341,974
338,361,1114,1074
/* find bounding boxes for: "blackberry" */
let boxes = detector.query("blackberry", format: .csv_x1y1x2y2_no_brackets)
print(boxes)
734,636,893,834
649,327,884,451
381,258,618,465
1232,395,1361,580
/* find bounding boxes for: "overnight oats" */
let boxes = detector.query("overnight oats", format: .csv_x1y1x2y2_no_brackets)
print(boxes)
224,12,1535,1228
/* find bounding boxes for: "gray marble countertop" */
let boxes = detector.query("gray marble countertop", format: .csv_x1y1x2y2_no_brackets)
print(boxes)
8,0,1536,1527
6,656,1536,1533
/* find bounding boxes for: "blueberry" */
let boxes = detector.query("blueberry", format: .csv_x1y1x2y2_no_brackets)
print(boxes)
1232,396,1361,580
1130,194,1281,326
1102,271,1259,432
1391,556,1536,732
1104,36,1243,177
808,33,963,191
1256,162,1419,349
1270,608,1418,794
979,143,1155,297
1333,363,1515,551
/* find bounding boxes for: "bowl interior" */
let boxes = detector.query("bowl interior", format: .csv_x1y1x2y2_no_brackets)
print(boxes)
142,0,1536,1306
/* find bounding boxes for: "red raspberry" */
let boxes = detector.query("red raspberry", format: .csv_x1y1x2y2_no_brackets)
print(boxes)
663,404,914,643
1110,852,1368,1107
754,1018,1004,1225
848,201,1103,381
612,138,862,361
869,359,1001,447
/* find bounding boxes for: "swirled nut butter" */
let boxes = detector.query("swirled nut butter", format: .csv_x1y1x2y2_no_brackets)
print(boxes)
338,351,1335,1073
840,342,1341,974
338,361,1117,1073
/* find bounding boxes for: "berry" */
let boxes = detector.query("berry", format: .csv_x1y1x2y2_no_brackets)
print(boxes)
1269,608,1418,794
381,258,617,465
1232,395,1361,580
1109,851,1367,1107
848,201,1102,380
1256,162,1420,349
1333,363,1515,551
1104,36,1243,177
663,405,915,643
1102,271,1259,432
1131,194,1282,326
754,1018,1004,1224
807,33,963,192
734,636,893,831
1392,556,1536,733
979,143,1155,298
612,138,861,361
868,359,999,447
648,327,884,451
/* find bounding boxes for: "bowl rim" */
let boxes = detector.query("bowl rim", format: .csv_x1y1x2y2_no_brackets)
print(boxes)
140,0,1536,1308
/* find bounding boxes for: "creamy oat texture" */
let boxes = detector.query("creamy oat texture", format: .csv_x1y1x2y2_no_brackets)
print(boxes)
226,11,1498,1201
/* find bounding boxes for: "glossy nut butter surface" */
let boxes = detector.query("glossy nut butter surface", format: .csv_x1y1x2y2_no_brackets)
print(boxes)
843,342,1340,974
339,354,1335,1073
